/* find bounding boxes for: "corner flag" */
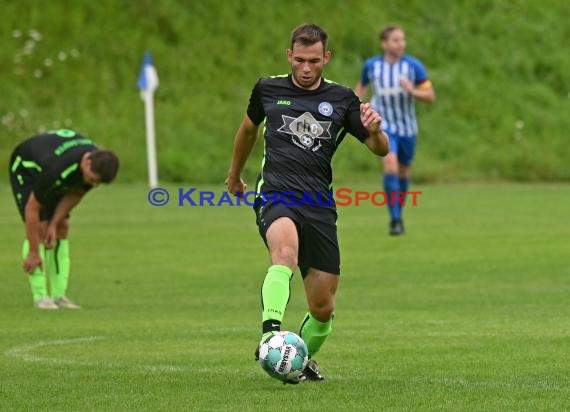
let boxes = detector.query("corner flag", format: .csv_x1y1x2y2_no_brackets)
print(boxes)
138,52,159,188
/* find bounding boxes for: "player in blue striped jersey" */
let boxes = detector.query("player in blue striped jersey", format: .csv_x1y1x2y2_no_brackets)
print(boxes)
356,25,435,235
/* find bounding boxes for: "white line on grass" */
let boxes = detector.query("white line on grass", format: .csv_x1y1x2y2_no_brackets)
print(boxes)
5,336,183,372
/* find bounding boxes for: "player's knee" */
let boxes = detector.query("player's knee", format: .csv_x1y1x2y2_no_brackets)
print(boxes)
309,299,335,322
383,153,398,174
271,245,298,268
57,219,70,239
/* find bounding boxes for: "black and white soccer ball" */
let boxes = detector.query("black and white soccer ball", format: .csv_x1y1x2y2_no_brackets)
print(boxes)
258,331,308,382
299,134,314,147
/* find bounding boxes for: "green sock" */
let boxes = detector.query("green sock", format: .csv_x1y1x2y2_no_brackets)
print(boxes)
47,239,70,300
300,312,333,357
261,265,294,331
22,240,47,302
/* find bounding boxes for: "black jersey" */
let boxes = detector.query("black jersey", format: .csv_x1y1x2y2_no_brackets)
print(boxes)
11,129,98,207
247,74,369,209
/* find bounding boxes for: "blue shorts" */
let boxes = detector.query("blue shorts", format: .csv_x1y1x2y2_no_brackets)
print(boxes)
386,131,417,166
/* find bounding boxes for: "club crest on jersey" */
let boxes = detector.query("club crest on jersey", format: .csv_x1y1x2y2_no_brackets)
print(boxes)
318,102,333,116
278,112,332,152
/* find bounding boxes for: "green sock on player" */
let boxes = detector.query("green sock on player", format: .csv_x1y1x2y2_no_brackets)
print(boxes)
300,312,333,357
46,239,70,300
261,264,293,339
22,240,47,301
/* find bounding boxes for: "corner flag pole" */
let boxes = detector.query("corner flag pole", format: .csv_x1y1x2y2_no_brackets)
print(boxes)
137,52,159,188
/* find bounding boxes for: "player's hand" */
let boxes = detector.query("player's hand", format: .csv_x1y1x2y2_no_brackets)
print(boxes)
23,252,43,274
225,175,247,196
44,225,57,249
400,77,414,93
360,103,382,134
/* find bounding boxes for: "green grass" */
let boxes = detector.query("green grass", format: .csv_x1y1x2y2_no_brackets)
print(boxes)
1,0,570,182
0,183,568,411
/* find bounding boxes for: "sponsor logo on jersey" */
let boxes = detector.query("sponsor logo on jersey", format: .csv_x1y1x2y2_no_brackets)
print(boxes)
277,112,331,152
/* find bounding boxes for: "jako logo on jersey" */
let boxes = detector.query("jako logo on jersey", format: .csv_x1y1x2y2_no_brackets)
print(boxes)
318,102,333,116
277,100,291,105
278,112,331,152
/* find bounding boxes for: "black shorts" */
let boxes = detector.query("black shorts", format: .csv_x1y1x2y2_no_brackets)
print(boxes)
254,199,340,278
9,151,59,222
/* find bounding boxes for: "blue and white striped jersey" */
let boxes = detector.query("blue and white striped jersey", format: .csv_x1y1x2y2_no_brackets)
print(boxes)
360,54,429,137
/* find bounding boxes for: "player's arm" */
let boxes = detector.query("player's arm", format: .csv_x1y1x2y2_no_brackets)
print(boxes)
401,59,435,102
355,62,371,101
354,81,369,101
360,103,390,156
400,78,435,103
23,193,44,273
225,115,259,195
364,129,390,157
45,191,85,248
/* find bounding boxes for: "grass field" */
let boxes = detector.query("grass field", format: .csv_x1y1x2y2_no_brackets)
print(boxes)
0,182,568,411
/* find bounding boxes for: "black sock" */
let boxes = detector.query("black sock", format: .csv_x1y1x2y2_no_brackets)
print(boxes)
262,319,281,334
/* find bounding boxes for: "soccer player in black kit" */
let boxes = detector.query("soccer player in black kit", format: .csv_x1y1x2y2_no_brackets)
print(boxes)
9,129,119,309
226,24,389,383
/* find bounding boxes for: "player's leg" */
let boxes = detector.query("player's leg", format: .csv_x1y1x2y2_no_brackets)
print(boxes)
47,219,79,309
254,202,300,365
382,132,403,234
296,215,339,380
398,164,411,225
9,159,56,309
22,223,52,308
299,268,337,381
396,135,417,233
255,213,303,384
399,164,411,197
300,268,337,357
260,217,298,338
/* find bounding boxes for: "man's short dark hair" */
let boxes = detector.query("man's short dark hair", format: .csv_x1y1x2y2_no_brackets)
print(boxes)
291,23,328,51
90,150,119,183
379,24,403,41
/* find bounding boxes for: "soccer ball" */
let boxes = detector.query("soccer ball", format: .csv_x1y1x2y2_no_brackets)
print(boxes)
258,331,308,382
299,134,314,147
